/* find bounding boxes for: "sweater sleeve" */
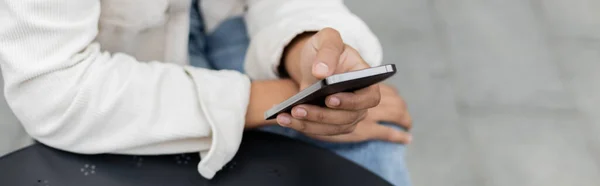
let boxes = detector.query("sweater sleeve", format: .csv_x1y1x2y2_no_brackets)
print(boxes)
243,0,383,80
0,0,248,178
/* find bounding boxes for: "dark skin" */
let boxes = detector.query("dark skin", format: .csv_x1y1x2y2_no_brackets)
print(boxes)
244,28,412,144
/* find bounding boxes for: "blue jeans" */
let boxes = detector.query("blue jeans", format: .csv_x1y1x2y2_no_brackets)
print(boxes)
188,2,410,185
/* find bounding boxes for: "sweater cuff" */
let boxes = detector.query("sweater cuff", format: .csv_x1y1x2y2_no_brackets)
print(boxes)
244,13,383,80
183,67,251,179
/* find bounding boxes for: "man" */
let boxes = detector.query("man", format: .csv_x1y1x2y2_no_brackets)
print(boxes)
0,0,411,185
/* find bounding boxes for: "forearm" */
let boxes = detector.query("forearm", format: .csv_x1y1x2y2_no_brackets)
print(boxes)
242,33,311,128
245,79,299,128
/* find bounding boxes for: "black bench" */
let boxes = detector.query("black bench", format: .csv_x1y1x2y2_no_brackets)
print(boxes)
0,131,391,186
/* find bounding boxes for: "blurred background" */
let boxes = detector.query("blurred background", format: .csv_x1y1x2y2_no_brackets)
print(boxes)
344,0,600,185
1,0,599,185
0,75,31,157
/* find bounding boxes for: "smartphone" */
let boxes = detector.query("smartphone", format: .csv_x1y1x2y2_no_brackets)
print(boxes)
264,64,397,120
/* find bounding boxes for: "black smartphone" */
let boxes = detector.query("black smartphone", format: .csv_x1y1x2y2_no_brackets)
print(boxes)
264,64,397,120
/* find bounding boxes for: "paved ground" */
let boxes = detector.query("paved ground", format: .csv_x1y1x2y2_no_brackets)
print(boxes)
344,0,600,185
2,1,599,185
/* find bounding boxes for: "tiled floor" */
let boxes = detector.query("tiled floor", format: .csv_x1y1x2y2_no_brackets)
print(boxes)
344,0,600,185
1,1,599,185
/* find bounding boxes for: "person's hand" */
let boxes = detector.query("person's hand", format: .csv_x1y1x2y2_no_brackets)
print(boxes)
293,28,373,90
307,84,413,143
277,27,381,137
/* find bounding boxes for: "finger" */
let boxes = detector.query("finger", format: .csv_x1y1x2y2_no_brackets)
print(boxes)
379,84,399,95
291,104,366,125
365,123,412,144
276,113,355,136
369,108,413,130
306,132,363,143
311,28,345,78
326,84,381,110
335,45,371,73
368,95,412,129
401,111,413,130
391,98,412,130
368,107,401,124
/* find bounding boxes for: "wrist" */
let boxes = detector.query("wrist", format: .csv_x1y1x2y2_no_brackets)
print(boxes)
245,79,299,129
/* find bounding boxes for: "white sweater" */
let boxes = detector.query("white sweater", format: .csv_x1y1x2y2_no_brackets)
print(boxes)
0,0,382,178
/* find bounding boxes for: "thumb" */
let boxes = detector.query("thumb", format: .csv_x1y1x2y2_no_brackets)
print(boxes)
310,28,345,79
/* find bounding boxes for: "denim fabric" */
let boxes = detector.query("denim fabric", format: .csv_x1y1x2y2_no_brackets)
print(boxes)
187,2,211,69
188,1,410,185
